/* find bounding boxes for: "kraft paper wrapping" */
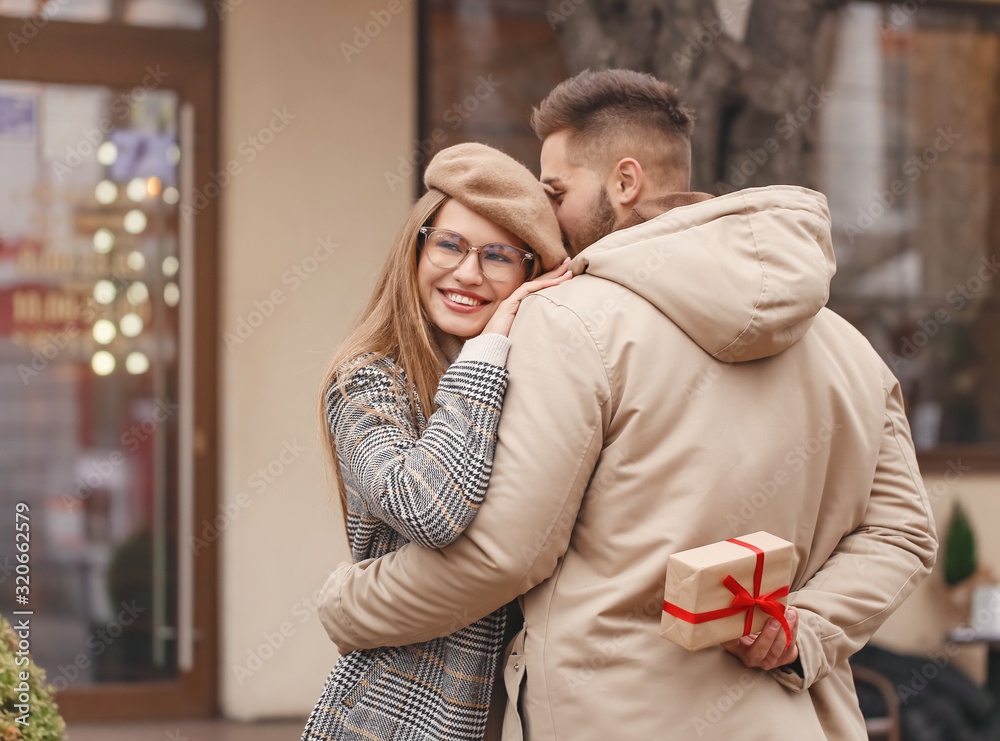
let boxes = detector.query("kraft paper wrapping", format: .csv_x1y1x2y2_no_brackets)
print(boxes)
660,531,794,652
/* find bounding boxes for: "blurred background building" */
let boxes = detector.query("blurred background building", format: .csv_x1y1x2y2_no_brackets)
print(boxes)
0,0,997,736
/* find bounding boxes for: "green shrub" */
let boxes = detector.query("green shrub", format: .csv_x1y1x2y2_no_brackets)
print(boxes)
943,502,977,587
0,615,66,741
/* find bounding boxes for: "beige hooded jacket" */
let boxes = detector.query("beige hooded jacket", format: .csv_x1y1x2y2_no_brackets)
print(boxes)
319,185,938,741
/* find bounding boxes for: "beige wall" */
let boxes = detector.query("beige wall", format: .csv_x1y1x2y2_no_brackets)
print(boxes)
219,0,416,720
873,473,1000,683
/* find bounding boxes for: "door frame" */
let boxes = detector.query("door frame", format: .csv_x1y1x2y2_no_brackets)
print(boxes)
0,12,220,721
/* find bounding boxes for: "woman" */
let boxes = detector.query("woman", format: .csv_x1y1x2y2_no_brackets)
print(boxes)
301,142,570,741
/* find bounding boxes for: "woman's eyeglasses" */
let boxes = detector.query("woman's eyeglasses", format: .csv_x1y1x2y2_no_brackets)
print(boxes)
419,227,533,282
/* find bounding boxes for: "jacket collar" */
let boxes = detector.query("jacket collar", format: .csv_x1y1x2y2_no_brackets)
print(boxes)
615,192,716,231
573,185,835,362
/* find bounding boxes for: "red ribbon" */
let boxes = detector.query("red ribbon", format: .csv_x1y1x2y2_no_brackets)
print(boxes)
663,537,792,649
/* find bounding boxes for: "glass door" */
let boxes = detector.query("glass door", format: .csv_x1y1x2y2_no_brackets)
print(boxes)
0,3,219,721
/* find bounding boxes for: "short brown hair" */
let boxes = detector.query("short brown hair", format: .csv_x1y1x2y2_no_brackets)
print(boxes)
531,69,695,187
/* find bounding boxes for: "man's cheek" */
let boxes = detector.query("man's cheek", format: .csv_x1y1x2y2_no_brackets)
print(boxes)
557,211,574,238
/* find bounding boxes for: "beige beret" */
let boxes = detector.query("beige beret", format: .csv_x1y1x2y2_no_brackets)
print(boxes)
424,142,567,271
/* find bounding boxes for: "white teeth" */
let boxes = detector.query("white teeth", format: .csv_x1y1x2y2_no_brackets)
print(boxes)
443,291,485,307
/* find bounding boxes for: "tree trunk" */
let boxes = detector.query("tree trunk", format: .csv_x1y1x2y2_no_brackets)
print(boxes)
550,0,845,193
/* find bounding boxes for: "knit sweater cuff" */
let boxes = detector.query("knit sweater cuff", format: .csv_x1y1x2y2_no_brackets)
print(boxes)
455,333,511,367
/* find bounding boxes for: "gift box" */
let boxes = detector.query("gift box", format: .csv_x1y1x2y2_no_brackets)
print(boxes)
660,531,794,651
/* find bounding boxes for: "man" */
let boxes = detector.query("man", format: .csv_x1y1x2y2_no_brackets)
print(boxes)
319,69,937,740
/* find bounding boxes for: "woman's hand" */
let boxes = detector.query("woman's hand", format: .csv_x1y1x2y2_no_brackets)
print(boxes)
481,258,573,337
721,606,799,671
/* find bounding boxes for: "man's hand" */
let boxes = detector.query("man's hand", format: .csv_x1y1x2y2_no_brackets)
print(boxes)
721,607,799,671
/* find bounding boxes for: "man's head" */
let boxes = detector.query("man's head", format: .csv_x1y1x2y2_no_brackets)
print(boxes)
532,69,695,254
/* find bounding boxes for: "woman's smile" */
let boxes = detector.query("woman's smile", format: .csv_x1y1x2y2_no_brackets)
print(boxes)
438,287,490,312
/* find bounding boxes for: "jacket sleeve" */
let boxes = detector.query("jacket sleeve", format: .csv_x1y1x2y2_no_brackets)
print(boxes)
771,363,938,691
330,333,512,549
319,295,612,649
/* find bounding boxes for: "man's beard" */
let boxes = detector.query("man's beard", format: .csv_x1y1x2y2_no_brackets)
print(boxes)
569,186,618,255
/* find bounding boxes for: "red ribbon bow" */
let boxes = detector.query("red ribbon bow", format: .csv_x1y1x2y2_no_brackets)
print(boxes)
663,537,792,649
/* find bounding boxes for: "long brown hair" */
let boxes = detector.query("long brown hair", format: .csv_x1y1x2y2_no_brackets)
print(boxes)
320,188,549,544
318,189,452,543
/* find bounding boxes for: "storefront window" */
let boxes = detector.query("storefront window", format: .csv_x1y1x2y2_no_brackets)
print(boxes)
0,80,181,682
819,4,1000,450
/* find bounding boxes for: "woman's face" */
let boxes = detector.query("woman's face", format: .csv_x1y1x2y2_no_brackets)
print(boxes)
417,199,529,340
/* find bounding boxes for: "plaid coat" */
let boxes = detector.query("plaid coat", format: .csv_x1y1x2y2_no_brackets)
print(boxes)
302,334,511,741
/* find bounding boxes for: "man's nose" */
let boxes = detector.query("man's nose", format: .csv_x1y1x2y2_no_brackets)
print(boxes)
452,248,485,285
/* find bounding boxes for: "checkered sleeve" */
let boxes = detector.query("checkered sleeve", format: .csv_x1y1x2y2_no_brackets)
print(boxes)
327,353,509,549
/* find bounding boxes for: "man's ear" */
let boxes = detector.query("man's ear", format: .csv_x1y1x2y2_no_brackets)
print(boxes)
608,158,643,210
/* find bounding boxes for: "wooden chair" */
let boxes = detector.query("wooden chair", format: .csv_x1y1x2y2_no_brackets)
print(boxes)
853,664,901,741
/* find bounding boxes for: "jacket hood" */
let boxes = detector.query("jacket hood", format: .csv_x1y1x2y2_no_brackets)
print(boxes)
572,185,835,362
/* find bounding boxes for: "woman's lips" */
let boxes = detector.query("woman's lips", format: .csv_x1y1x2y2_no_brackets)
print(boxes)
438,289,489,313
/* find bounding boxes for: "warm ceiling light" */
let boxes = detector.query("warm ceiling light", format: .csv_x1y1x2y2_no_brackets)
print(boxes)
123,209,147,234
92,319,117,344
93,280,116,304
125,352,150,375
127,177,147,202
95,180,118,205
126,281,149,305
97,142,118,165
162,256,179,277
120,313,144,338
127,251,146,271
92,351,116,376
93,228,114,254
